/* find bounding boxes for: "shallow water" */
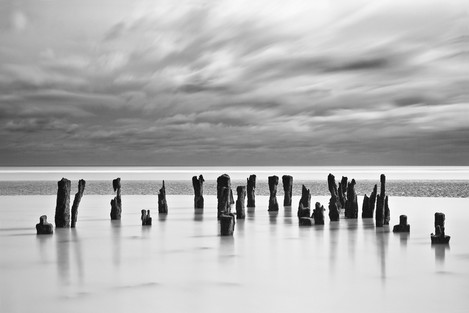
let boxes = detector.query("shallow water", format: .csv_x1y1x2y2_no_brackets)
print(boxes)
1,195,468,313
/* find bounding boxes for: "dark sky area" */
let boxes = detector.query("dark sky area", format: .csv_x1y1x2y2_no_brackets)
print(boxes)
0,0,468,166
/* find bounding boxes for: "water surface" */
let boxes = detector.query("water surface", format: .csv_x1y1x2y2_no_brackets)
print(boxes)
1,195,468,313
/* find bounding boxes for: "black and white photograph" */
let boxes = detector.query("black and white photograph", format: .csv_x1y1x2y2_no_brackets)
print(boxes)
0,0,468,312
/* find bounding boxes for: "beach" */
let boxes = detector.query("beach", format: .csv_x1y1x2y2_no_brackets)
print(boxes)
1,194,468,313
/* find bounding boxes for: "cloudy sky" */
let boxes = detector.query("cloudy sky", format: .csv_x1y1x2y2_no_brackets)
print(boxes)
0,0,468,166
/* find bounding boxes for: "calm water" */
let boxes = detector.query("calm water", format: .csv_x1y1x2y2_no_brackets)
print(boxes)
1,195,468,313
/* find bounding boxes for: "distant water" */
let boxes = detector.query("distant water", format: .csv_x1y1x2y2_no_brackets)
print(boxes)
0,166,468,197
1,180,469,198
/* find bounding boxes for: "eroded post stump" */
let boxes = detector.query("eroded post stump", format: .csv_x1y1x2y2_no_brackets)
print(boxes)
268,176,279,212
55,178,71,227
71,179,86,228
110,178,122,220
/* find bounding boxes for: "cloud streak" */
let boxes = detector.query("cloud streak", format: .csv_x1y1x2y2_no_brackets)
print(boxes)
0,0,468,166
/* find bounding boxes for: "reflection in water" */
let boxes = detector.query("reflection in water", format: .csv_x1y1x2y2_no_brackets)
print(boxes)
158,214,167,221
247,207,255,219
283,206,292,225
362,218,375,230
111,220,121,268
236,219,245,236
376,228,390,283
432,243,450,264
71,229,84,283
329,222,340,276
141,224,151,239
36,234,52,263
346,219,358,262
218,236,235,264
397,233,409,249
269,211,278,224
55,229,70,285
194,209,204,221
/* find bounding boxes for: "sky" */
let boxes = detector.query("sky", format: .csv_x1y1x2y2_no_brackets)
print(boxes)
0,0,468,166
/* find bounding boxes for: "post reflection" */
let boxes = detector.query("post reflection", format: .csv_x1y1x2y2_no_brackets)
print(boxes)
397,233,409,249
269,211,278,224
375,227,389,283
328,222,340,276
36,233,52,263
70,229,84,283
247,207,255,219
432,243,450,265
283,206,292,225
194,209,204,222
346,219,358,262
111,220,121,268
218,236,235,264
55,228,70,285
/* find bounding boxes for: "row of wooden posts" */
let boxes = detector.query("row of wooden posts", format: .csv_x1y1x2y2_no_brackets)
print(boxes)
35,173,450,244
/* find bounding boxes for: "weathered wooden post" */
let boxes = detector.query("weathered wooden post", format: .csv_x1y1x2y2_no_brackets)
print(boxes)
141,209,152,226
431,212,450,244
192,175,205,209
217,174,234,219
268,176,279,211
327,174,340,221
362,184,377,218
110,178,122,220
55,178,71,227
312,202,325,225
36,215,53,234
393,215,410,233
236,186,246,219
247,175,256,207
282,175,293,206
345,179,358,219
158,180,168,214
71,179,86,228
338,176,348,209
298,185,313,225
375,175,386,227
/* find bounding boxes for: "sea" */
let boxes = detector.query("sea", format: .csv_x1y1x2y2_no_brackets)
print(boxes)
1,166,469,197
1,166,469,313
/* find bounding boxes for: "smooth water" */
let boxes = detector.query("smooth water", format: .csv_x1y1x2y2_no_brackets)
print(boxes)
1,195,469,313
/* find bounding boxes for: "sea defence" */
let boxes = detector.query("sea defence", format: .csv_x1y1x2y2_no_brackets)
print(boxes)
110,178,122,220
327,173,340,221
431,212,450,244
158,180,168,214
217,174,235,235
32,172,452,243
192,175,205,209
393,215,410,233
55,178,71,227
344,179,358,219
268,175,279,211
36,215,53,234
282,175,293,206
362,184,377,218
71,179,86,228
141,209,152,226
236,186,246,219
246,174,256,207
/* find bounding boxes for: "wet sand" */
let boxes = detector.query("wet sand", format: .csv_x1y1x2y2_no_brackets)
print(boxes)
1,195,468,313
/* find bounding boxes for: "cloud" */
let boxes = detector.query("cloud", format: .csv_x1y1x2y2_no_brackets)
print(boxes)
0,0,468,165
